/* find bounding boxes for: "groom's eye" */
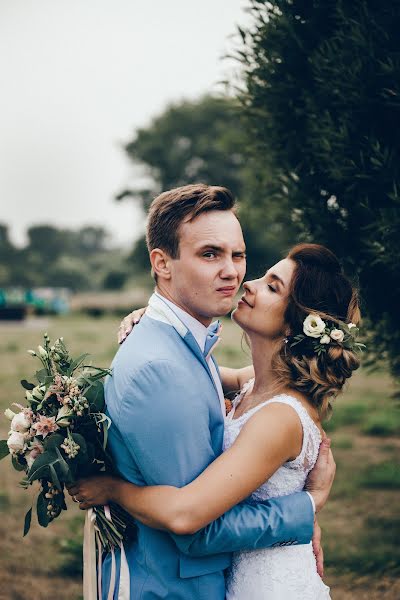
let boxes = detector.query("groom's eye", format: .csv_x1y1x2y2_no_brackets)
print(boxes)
203,251,217,258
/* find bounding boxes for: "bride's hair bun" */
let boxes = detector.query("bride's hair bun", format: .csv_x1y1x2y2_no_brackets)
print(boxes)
273,243,361,418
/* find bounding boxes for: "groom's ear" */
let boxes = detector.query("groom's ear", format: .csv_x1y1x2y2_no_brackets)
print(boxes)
150,248,172,280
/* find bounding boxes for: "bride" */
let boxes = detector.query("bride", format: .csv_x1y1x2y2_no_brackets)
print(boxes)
68,243,361,599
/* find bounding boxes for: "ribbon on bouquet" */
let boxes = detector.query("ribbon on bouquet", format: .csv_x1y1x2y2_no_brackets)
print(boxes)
83,506,130,600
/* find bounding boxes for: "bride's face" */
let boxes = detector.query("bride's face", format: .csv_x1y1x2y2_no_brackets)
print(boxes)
232,258,295,339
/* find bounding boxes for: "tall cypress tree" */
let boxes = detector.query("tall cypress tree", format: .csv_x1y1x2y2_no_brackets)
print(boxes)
240,0,400,378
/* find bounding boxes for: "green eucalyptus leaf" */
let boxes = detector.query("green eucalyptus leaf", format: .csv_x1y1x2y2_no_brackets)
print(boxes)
44,434,66,451
20,380,35,390
71,433,87,455
28,450,56,481
55,448,74,484
0,440,9,461
23,507,32,536
68,353,90,374
102,419,108,450
85,380,105,412
37,492,50,527
49,463,62,492
12,455,26,472
36,369,49,383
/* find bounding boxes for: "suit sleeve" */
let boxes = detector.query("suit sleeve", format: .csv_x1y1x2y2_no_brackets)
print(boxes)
117,359,314,555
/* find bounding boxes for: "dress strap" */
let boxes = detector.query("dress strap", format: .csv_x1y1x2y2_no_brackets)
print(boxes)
260,395,322,469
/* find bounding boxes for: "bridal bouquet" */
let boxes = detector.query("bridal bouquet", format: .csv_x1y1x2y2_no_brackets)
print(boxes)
0,334,126,550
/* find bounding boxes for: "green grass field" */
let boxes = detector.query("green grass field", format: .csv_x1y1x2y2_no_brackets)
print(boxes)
0,313,399,599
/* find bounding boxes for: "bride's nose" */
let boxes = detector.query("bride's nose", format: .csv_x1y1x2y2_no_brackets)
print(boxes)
243,280,256,294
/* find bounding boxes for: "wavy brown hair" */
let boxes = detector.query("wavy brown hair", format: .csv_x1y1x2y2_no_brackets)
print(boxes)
272,243,361,419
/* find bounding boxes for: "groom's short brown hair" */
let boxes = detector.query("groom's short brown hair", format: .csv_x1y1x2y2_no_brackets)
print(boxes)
146,183,236,258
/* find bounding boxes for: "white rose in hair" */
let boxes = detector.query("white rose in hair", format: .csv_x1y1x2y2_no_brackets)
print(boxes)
330,329,344,342
11,412,31,432
320,334,331,344
303,314,326,338
7,431,26,454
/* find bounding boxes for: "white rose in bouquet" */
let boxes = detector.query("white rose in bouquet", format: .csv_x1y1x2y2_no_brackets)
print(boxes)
7,431,26,454
330,329,345,342
303,314,326,338
11,412,31,432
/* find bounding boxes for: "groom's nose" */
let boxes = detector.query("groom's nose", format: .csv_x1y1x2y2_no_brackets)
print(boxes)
220,257,239,279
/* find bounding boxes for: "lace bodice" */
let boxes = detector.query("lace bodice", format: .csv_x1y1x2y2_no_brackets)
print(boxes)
224,380,322,501
224,380,330,599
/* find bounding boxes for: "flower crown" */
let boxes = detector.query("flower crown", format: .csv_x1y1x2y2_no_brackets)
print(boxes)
288,314,365,357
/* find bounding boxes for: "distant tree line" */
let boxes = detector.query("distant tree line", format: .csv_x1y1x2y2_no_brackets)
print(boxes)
0,224,129,291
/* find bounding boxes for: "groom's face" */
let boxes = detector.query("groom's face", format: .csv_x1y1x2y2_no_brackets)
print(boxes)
167,210,246,326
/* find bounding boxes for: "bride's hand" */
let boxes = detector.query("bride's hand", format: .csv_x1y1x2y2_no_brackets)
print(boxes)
118,307,147,344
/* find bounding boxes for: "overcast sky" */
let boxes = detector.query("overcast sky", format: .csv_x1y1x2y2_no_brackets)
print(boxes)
0,0,251,248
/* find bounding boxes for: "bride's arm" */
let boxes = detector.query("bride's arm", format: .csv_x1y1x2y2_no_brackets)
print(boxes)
68,403,302,534
219,365,254,394
118,308,254,393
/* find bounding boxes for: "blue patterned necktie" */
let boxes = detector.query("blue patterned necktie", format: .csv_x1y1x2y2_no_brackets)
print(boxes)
204,320,222,359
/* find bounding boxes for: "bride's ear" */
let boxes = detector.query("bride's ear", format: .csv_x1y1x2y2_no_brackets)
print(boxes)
150,248,172,281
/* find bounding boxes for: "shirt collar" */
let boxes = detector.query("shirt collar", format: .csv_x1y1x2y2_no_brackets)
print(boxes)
155,292,208,352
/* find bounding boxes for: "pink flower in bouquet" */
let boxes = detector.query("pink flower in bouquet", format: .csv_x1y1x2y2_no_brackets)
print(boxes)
26,441,45,469
32,415,59,438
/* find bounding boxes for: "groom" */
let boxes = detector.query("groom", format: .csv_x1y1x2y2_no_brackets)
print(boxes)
75,184,334,599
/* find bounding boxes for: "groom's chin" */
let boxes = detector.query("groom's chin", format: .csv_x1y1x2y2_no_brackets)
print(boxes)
216,297,236,316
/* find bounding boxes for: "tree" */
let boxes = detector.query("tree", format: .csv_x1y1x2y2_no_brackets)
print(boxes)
240,0,400,377
118,95,294,276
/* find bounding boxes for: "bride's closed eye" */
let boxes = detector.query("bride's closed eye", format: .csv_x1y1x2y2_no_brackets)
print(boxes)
268,284,277,293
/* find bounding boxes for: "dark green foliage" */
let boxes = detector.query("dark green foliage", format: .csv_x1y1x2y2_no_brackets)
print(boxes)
121,95,247,205
239,1,400,378
362,407,400,436
360,460,400,488
102,269,128,290
119,94,294,276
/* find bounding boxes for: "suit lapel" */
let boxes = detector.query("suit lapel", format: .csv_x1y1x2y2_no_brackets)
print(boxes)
147,294,219,395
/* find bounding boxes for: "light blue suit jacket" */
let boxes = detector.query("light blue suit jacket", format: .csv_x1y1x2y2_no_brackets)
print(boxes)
102,303,314,599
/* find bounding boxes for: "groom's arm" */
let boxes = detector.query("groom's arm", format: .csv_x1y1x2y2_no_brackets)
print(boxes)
117,359,315,554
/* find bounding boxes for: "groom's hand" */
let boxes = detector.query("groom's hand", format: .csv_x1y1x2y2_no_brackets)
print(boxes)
66,475,116,510
312,519,324,578
305,438,336,513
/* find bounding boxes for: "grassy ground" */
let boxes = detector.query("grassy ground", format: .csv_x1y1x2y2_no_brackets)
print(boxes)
0,314,399,599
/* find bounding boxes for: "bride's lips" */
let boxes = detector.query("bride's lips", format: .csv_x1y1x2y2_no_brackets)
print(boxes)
217,286,237,297
238,295,253,308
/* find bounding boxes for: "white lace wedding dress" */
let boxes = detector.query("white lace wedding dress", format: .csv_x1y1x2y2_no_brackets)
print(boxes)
224,381,331,599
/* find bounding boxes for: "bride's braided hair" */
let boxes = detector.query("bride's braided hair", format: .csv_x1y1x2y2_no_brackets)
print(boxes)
272,243,361,419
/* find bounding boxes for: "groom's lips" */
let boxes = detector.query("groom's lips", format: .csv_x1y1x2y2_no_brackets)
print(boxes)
217,286,237,296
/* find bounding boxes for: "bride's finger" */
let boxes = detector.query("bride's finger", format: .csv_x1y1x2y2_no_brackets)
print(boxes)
118,308,147,344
